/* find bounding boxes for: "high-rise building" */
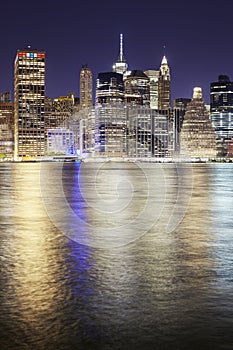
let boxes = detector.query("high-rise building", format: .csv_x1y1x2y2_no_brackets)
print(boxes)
95,104,127,157
80,65,93,109
124,70,150,106
158,56,171,110
0,100,14,159
96,72,124,105
173,98,191,153
210,75,233,156
144,70,159,109
112,34,128,75
127,106,174,158
210,75,233,112
14,47,45,160
180,87,216,158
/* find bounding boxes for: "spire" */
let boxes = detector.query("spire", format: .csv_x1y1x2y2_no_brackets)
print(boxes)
161,55,168,65
118,33,126,62
113,33,128,74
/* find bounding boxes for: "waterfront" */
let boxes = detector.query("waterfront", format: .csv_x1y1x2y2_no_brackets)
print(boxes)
0,162,233,349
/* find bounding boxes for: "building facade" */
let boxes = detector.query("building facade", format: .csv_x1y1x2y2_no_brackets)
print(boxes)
124,70,150,106
127,107,174,158
14,47,45,160
158,56,171,110
144,70,159,109
180,87,216,158
210,75,233,156
0,100,14,159
173,98,191,153
95,104,127,157
96,72,124,105
80,65,93,109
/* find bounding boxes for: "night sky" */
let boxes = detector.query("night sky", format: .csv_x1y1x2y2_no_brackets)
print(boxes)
0,0,232,104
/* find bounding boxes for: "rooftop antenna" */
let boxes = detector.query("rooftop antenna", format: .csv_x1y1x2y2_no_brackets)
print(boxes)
120,33,123,62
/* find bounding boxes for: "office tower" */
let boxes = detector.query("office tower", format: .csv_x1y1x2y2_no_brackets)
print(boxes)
0,99,14,159
210,75,233,156
14,47,45,160
158,56,171,110
144,70,159,109
80,65,93,109
173,98,191,153
112,34,128,75
95,104,127,157
96,72,124,105
127,107,173,158
180,87,216,158
124,70,150,106
210,75,233,112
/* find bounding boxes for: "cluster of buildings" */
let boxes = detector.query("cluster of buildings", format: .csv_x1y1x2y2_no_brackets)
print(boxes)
0,35,233,161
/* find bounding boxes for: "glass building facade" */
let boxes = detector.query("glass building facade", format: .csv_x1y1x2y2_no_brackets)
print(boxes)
14,48,45,160
210,75,233,156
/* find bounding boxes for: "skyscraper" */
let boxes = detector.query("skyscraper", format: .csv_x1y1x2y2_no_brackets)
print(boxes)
144,70,159,109
210,75,233,156
14,47,45,160
80,64,93,109
180,87,216,158
158,56,171,110
124,70,150,106
96,72,124,105
112,34,128,75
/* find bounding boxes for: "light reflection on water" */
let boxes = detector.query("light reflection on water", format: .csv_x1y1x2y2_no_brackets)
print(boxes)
0,162,233,350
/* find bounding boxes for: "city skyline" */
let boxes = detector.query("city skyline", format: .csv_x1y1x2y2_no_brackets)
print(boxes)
1,0,233,103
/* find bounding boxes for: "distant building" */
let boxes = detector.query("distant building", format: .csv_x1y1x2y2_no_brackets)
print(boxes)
144,70,159,109
158,56,171,110
95,104,127,157
14,47,45,160
112,34,128,75
173,98,191,153
0,91,11,102
210,75,233,156
80,65,93,109
96,72,124,105
124,70,150,106
47,128,74,155
0,101,14,159
127,107,174,158
180,87,216,158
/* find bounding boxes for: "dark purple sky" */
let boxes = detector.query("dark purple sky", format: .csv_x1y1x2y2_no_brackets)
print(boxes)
0,0,232,104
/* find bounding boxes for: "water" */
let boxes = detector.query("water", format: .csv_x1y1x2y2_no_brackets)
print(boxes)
0,162,233,350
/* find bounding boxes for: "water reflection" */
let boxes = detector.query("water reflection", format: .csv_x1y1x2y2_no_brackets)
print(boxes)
1,164,69,348
1,163,233,349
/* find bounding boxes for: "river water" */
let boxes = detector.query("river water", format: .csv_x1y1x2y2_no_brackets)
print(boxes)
0,162,233,350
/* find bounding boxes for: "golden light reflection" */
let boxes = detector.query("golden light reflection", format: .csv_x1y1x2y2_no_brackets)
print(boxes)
9,163,65,328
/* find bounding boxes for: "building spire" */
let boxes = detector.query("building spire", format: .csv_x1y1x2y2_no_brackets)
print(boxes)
120,34,123,61
113,33,128,74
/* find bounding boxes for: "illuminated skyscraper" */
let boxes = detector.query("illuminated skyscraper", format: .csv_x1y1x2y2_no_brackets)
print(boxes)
144,70,159,109
112,34,128,75
96,72,124,105
80,64,93,109
158,56,171,110
14,47,45,160
0,99,14,159
124,70,150,106
180,87,216,158
210,75,233,156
